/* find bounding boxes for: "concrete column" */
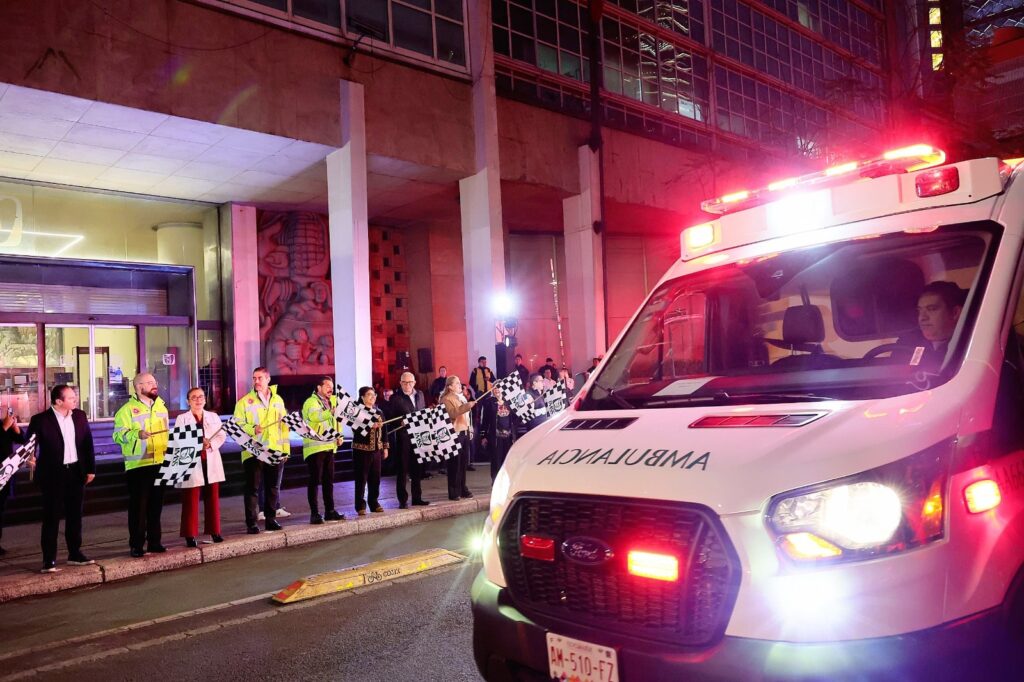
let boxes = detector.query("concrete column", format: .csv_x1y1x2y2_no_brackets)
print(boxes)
563,146,606,369
460,0,506,369
327,80,372,392
229,204,261,402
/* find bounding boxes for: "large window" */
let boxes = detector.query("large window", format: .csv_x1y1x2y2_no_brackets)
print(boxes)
493,0,591,82
758,0,883,65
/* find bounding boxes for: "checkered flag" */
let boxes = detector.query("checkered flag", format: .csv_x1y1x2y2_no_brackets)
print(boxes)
334,387,376,437
493,372,536,423
154,424,204,487
0,434,36,492
542,379,569,416
281,410,343,443
405,405,461,464
222,419,288,466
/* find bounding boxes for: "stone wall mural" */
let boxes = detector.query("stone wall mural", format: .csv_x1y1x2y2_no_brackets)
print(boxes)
257,211,334,376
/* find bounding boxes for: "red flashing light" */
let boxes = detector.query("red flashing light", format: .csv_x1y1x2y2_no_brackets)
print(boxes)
915,167,960,198
520,535,556,561
627,550,679,582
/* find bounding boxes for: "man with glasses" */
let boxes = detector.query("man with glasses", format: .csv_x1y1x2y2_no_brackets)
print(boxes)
113,373,169,558
386,371,429,508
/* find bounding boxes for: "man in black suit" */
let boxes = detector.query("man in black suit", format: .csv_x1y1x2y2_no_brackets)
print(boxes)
387,371,430,508
0,408,27,556
27,385,96,573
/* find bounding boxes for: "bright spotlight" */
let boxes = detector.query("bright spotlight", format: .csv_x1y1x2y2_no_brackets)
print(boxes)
493,292,516,318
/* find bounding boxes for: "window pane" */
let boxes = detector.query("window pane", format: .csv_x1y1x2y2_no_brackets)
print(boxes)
538,43,559,73
347,0,389,41
45,327,90,420
437,18,466,65
436,0,464,21
0,324,38,422
393,4,434,56
293,0,341,27
403,0,431,8
250,0,287,10
93,327,138,419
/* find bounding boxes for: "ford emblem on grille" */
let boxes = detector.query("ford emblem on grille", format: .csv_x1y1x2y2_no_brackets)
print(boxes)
561,536,614,566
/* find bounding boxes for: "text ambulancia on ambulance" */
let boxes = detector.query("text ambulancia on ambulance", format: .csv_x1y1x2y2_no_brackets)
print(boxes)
472,146,1024,681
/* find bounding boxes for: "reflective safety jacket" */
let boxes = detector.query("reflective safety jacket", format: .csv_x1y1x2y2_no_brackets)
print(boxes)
232,386,289,462
112,396,169,470
301,393,343,458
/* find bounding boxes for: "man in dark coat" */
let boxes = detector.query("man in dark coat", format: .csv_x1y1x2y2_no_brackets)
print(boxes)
28,384,96,573
0,408,27,556
386,372,430,508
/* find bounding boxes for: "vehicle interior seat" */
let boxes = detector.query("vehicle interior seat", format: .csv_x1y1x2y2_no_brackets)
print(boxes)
766,304,845,370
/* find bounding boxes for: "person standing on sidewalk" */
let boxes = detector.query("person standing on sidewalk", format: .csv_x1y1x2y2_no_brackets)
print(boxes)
174,387,227,547
0,408,27,556
113,373,169,558
301,376,344,525
351,386,387,516
233,367,289,534
27,385,96,572
440,376,478,501
386,371,429,508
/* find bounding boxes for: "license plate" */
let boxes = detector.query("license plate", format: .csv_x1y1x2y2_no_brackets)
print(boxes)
546,632,619,682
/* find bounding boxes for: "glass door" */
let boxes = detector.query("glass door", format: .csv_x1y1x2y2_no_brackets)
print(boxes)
0,324,39,422
142,325,195,413
44,325,138,420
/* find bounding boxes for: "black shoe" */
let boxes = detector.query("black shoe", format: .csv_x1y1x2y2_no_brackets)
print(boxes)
412,499,430,506
148,544,167,554
130,548,145,558
212,534,224,543
246,526,260,535
41,561,58,573
372,505,384,513
448,495,460,501
68,553,94,566
398,502,408,509
324,510,344,521
461,490,474,499
265,520,282,532
185,537,198,548
357,508,367,516
310,513,324,525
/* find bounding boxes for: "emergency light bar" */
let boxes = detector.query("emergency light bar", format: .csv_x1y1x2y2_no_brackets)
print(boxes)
701,144,947,216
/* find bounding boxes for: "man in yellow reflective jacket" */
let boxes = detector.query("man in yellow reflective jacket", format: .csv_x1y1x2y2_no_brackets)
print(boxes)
301,376,344,524
233,367,289,533
112,373,169,558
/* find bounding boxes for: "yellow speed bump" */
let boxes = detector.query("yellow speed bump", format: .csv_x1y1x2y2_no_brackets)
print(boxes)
272,547,466,604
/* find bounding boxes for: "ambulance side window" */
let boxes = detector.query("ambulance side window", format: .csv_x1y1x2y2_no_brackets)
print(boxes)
990,281,1024,457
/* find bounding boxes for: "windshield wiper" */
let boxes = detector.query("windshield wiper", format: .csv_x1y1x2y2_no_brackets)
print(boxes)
643,390,839,407
589,380,635,410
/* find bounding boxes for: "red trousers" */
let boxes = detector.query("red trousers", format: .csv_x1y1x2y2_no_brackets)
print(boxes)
179,483,221,538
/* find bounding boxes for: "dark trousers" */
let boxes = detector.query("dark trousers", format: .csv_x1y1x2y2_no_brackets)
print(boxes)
126,465,164,551
446,432,470,499
491,436,513,481
243,458,280,527
39,464,85,563
305,451,336,515
0,480,10,546
256,460,285,512
395,440,424,504
353,449,382,511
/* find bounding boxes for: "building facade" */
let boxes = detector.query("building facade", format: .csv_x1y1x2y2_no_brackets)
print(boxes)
0,0,899,422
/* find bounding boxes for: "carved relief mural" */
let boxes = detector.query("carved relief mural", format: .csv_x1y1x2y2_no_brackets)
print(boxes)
257,211,334,376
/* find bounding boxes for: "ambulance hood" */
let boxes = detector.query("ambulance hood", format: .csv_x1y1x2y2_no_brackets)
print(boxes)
502,389,962,515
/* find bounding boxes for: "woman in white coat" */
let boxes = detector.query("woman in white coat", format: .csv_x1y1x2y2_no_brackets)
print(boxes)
175,387,227,547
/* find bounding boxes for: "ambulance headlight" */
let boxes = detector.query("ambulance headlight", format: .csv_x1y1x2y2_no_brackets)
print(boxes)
767,443,950,563
489,468,512,524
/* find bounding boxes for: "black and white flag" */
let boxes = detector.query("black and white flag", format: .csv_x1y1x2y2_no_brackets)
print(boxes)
542,379,569,416
493,372,536,423
0,434,37,492
333,388,376,437
222,419,289,466
405,405,460,463
281,411,343,443
154,424,204,487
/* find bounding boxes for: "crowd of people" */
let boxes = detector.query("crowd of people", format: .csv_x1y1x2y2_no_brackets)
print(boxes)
0,353,600,574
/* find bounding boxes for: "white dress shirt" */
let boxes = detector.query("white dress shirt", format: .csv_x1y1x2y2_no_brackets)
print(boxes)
53,407,78,465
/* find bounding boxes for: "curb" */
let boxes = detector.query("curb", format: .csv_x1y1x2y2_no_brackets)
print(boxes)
0,498,488,603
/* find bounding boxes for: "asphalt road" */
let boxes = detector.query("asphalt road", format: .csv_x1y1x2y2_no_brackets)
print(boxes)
0,512,489,682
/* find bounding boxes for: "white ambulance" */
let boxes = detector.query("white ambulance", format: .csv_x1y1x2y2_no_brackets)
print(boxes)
472,146,1024,681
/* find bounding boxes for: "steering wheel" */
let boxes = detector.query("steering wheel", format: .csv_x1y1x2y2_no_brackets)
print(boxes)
862,343,909,360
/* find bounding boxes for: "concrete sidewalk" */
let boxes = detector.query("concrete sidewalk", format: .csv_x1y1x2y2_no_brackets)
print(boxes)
0,468,492,603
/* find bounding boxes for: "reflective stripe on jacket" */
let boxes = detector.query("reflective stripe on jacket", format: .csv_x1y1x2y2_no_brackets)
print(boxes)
232,386,289,462
301,393,342,458
112,396,169,470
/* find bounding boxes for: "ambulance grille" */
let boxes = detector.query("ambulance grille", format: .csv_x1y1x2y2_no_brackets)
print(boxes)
560,418,637,430
498,493,740,648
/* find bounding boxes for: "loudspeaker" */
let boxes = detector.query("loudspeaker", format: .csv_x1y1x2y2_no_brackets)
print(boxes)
417,347,433,373
495,343,515,378
396,350,411,370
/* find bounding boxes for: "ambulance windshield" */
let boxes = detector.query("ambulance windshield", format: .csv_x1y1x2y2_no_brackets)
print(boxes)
585,223,997,409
